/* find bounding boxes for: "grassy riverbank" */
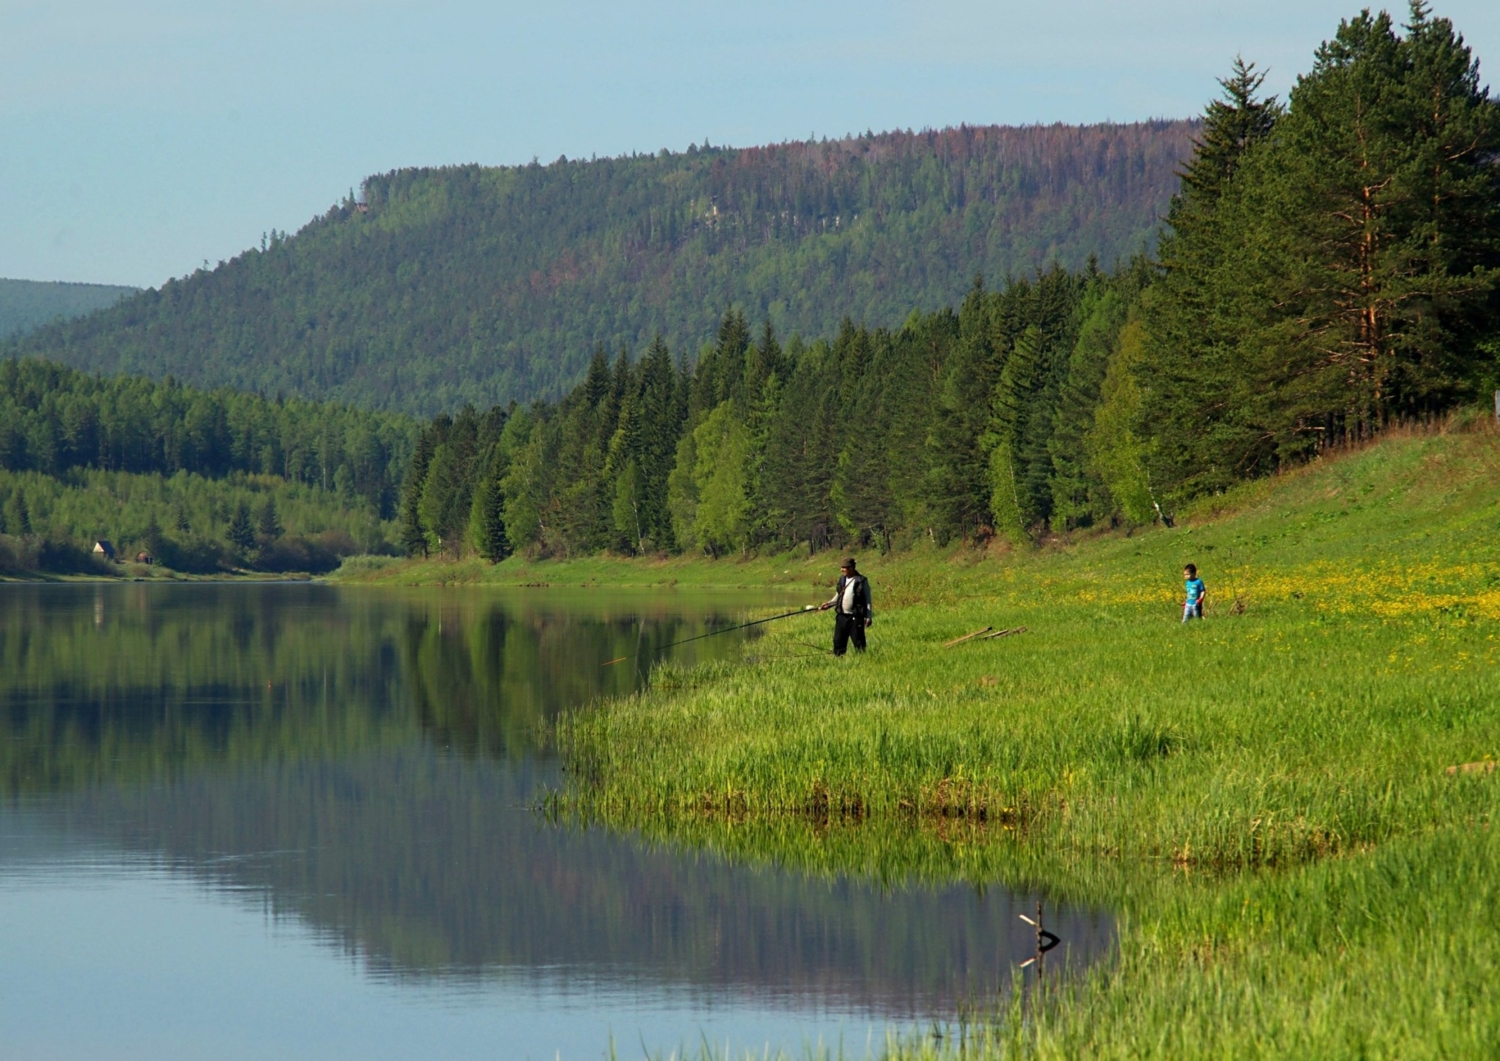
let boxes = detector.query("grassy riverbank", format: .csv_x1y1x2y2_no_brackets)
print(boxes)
330,543,864,590
554,421,1500,1058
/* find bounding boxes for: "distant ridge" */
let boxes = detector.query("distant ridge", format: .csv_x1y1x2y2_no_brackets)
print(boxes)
11,121,1198,415
0,278,139,340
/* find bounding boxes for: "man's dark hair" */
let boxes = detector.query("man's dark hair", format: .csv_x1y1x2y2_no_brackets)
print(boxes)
1184,563,1197,577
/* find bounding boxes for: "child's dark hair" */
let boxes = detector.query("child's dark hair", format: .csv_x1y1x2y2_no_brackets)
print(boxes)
1184,563,1198,577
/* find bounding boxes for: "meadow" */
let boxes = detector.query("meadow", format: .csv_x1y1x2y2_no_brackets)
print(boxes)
550,420,1500,1058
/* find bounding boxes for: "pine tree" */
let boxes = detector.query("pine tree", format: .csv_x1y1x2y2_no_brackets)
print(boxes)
925,279,1002,541
401,428,437,556
831,331,895,549
227,502,255,552
1138,53,1286,498
467,445,510,562
1049,283,1129,528
633,336,681,549
1013,266,1083,529
666,430,699,550
1086,319,1159,525
987,325,1042,540
256,498,283,541
418,443,463,555
3,487,32,536
1177,57,1282,206
500,411,547,553
142,514,165,556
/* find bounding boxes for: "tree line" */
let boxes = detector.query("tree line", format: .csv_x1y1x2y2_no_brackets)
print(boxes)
0,358,415,516
401,4,1499,562
1142,4,1499,495
0,466,397,576
0,358,413,574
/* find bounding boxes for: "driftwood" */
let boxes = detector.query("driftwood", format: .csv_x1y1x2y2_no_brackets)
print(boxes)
945,625,1028,648
943,626,993,647
1446,760,1497,776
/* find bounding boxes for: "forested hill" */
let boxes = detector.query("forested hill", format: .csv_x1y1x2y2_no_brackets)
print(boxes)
9,122,1197,415
0,279,139,340
399,6,1500,563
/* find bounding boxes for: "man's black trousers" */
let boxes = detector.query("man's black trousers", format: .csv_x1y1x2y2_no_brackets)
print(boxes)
833,613,867,656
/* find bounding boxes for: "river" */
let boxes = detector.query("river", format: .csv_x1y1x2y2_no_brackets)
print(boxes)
0,583,1112,1060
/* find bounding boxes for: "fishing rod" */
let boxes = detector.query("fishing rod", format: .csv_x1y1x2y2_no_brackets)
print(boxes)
602,605,819,666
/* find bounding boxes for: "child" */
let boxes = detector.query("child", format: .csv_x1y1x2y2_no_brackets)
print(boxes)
1182,564,1206,621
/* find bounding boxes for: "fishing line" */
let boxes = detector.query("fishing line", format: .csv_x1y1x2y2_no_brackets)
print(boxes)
602,605,819,667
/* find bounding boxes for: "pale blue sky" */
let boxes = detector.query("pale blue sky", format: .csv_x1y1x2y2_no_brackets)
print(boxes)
2,1,1496,287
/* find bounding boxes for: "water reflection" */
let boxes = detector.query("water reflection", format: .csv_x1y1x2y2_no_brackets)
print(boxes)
0,584,1113,1058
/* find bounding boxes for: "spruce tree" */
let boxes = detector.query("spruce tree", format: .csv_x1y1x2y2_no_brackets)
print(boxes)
227,502,255,552
987,325,1043,540
401,428,436,556
467,448,510,563
1138,54,1285,498
256,498,283,541
142,514,165,557
418,443,463,555
925,279,1002,541
3,488,32,537
1177,57,1282,206
634,336,681,549
831,331,894,549
1049,283,1130,528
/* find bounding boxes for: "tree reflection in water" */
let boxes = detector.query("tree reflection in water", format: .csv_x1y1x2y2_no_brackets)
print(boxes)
0,584,1113,1021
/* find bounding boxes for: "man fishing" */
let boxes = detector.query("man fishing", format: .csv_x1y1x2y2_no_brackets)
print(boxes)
818,557,872,656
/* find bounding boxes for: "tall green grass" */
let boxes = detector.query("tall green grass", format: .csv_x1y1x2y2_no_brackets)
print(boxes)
557,422,1500,1057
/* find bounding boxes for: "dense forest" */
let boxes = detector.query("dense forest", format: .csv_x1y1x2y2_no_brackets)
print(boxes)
8,122,1196,415
400,4,1500,562
0,360,414,573
0,278,138,340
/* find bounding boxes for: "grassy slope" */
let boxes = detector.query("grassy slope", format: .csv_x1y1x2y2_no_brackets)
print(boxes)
543,423,1500,1058
332,546,849,590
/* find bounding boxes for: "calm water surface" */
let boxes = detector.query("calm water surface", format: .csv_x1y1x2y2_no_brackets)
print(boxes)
0,584,1112,1060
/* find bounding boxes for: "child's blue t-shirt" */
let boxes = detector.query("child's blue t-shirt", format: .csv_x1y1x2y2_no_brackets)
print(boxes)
1185,577,1205,604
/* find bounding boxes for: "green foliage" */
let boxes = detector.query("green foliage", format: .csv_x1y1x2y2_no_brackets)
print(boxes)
466,445,510,562
2,485,31,536
392,3,1499,566
0,357,415,516
9,125,1197,415
0,466,397,575
226,501,255,552
255,497,282,541
399,266,1146,562
679,403,752,555
611,459,644,553
1085,319,1156,525
1141,7,1500,503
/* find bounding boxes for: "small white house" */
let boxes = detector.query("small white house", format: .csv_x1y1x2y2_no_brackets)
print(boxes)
92,540,117,561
